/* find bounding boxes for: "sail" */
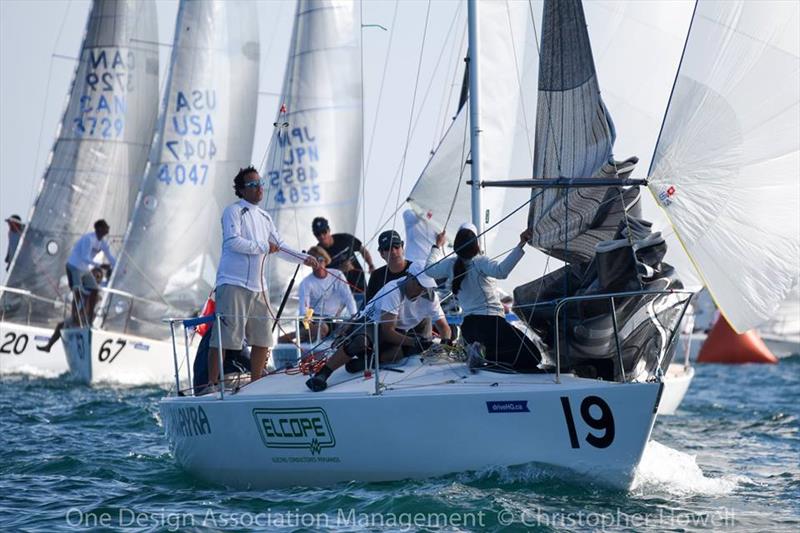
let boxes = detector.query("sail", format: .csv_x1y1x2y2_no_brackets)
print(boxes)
0,0,159,328
262,0,363,308
649,0,800,332
526,0,639,265
407,0,535,254
101,0,260,339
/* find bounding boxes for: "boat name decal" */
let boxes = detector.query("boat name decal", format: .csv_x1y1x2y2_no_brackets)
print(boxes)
166,405,212,437
253,408,335,455
486,401,530,413
133,342,150,351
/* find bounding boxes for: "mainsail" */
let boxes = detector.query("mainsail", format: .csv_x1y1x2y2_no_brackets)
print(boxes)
262,0,362,306
0,0,159,328
649,0,800,333
101,0,260,339
407,0,536,256
527,0,640,264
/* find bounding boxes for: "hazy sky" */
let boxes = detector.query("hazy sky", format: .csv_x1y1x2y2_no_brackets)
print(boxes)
0,0,471,285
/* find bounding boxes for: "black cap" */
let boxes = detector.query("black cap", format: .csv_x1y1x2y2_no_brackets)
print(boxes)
378,230,403,251
312,217,329,235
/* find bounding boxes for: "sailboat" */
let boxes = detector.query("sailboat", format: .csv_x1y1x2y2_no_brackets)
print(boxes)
0,0,159,377
261,0,364,314
61,0,260,384
159,0,703,490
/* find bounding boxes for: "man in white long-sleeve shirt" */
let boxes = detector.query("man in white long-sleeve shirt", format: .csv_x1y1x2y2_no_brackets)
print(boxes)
208,166,317,387
66,219,116,321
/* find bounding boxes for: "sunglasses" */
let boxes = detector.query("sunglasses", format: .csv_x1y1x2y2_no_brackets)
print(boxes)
382,243,403,251
242,178,266,190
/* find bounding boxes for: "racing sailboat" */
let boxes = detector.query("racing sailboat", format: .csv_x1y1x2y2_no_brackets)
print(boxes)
62,0,260,384
0,0,159,377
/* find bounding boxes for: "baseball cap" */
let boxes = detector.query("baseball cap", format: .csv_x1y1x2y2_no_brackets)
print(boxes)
378,230,403,251
407,262,437,289
5,214,22,223
458,222,478,235
312,217,329,235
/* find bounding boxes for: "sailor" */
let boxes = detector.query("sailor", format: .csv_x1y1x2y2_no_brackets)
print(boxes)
306,262,451,392
4,214,25,271
311,216,375,301
425,223,543,371
402,208,437,264
37,266,106,353
65,219,116,322
277,246,357,343
364,229,412,302
208,166,317,386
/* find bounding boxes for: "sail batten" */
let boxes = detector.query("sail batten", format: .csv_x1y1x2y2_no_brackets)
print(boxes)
102,0,260,339
0,0,159,328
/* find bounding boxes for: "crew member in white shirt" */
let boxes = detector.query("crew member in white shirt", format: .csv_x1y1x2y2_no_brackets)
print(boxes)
208,166,317,387
278,246,358,343
402,208,437,264
306,262,451,392
426,223,543,372
65,219,116,322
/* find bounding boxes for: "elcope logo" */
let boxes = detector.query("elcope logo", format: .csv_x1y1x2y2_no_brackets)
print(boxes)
657,185,676,207
253,408,335,455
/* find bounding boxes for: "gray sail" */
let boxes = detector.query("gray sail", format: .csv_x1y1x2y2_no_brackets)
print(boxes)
0,0,159,328
527,0,639,264
101,0,260,339
262,0,362,307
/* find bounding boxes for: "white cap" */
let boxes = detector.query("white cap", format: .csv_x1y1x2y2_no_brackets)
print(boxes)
407,262,437,289
459,222,478,235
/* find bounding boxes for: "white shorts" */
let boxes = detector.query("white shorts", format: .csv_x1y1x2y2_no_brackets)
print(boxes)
209,284,273,350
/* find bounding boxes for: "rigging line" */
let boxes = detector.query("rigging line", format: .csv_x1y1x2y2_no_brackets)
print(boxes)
28,0,74,203
433,2,466,151
505,0,534,164
363,0,399,180
389,0,433,237
360,0,369,276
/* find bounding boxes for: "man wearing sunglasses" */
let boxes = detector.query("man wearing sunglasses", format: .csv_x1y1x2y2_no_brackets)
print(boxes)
306,262,451,392
365,229,412,302
208,166,317,388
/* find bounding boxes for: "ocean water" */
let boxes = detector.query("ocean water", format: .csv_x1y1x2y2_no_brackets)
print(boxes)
1,356,798,532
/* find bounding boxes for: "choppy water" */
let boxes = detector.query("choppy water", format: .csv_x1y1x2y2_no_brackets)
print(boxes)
2,356,798,532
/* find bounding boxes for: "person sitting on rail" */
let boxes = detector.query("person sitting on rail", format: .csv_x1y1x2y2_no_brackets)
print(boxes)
305,262,452,392
277,246,357,344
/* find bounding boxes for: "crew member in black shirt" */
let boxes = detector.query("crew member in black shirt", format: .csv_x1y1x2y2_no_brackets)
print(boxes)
311,217,374,299
365,230,412,303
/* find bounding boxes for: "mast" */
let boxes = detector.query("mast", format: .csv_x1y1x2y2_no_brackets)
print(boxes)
467,0,482,232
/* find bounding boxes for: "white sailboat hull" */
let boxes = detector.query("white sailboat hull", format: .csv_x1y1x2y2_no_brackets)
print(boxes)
657,363,695,415
63,327,191,385
0,321,67,377
160,361,662,490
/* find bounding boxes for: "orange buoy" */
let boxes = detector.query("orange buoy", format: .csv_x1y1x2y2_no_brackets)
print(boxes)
697,315,778,364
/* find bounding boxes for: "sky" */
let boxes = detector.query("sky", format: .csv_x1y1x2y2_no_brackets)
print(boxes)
0,0,475,286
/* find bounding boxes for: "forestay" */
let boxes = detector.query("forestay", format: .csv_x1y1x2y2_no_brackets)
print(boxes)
262,0,362,307
102,0,260,339
649,0,800,332
0,0,159,328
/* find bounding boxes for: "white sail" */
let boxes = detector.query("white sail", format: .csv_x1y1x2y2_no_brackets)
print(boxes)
649,0,800,333
262,0,363,306
0,0,159,328
102,0,260,339
407,0,535,256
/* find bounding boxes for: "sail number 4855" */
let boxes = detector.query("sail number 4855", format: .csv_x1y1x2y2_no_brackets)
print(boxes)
560,396,615,449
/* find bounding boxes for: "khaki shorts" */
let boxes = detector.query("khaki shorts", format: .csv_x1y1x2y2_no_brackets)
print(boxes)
209,284,273,350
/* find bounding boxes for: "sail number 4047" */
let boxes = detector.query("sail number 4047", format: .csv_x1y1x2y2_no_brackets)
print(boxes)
560,396,615,449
